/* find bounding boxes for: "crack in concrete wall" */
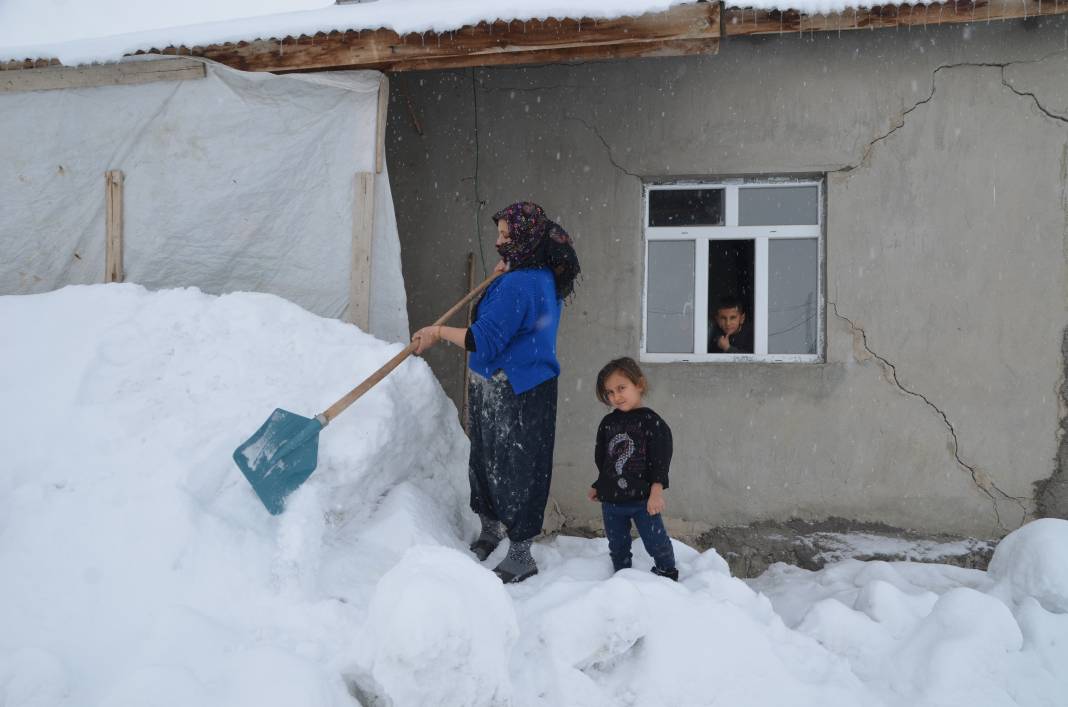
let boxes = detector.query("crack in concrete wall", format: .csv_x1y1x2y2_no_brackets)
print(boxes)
999,68,1068,124
834,62,1003,175
836,52,1068,176
1036,326,1068,517
830,302,1031,531
563,114,642,178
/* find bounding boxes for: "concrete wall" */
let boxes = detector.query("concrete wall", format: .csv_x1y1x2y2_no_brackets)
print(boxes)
386,17,1068,539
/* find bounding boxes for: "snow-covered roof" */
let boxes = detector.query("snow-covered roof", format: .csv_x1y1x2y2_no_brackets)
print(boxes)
2,0,701,66
1,0,1057,69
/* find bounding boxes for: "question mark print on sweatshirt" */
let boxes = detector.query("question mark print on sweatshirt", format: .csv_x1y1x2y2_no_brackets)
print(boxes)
608,433,635,489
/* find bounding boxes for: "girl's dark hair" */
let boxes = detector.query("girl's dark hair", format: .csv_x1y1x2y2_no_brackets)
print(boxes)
596,357,646,405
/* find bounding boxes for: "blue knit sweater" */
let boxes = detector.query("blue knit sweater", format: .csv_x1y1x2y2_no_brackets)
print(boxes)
469,268,561,395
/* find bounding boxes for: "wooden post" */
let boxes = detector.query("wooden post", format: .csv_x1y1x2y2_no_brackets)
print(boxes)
461,252,475,432
105,170,124,283
349,172,375,330
375,74,389,174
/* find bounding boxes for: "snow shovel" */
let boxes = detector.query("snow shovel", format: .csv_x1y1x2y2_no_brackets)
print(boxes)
233,271,501,514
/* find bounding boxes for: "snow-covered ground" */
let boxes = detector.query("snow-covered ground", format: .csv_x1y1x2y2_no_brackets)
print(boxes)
1,285,1066,707
804,531,994,564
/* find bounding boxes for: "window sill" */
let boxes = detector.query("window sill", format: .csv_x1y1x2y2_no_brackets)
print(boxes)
639,353,823,364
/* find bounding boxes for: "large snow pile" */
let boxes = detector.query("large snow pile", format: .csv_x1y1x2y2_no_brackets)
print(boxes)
2,284,1067,707
0,284,473,706
988,518,1068,614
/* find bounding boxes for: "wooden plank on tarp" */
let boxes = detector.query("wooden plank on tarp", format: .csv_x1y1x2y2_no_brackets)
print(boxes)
349,172,375,330
105,170,124,283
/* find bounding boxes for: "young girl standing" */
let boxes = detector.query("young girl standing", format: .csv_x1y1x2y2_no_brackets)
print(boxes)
587,357,678,581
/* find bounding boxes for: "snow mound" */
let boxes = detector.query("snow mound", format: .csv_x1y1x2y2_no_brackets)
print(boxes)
752,554,1068,706
355,546,517,706
988,517,1068,613
888,588,1023,705
0,284,473,706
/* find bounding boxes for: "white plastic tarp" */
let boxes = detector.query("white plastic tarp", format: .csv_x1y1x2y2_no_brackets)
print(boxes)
0,57,409,343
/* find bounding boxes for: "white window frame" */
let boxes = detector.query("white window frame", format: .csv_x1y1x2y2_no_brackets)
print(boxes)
641,178,825,364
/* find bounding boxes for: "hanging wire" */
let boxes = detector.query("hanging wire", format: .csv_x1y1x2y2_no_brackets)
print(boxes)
470,68,489,275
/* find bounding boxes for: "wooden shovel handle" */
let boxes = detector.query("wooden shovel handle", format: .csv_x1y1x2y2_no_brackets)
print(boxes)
319,270,502,424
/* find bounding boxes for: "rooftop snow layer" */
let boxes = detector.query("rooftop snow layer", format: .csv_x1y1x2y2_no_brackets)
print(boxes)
2,0,698,66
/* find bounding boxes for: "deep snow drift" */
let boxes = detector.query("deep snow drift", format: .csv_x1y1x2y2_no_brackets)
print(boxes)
1,285,1066,707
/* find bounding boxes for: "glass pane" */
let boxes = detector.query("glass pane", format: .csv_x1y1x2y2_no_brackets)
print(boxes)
768,239,819,355
649,189,724,227
646,241,694,353
739,186,819,226
707,240,755,354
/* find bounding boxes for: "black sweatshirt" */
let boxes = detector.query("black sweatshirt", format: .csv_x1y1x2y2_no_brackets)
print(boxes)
592,407,673,504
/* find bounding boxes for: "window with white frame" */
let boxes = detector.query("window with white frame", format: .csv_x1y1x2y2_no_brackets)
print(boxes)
642,179,824,363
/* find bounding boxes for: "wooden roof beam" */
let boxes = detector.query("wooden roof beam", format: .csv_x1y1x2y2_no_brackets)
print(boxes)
9,0,1065,75
141,4,721,73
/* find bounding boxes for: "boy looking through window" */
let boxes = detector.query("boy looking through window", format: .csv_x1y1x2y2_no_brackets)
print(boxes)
709,297,751,354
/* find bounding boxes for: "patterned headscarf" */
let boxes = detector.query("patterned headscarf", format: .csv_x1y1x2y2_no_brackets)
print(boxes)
493,201,581,300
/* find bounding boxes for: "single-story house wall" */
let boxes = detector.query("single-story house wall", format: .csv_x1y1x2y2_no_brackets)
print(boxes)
383,7,1068,540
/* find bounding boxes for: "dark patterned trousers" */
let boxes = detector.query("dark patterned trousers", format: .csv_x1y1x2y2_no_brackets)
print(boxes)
467,371,558,543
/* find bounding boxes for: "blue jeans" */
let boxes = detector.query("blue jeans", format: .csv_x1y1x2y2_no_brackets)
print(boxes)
601,501,676,572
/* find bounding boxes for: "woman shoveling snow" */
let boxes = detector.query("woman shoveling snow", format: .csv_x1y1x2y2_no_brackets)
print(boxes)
412,201,580,584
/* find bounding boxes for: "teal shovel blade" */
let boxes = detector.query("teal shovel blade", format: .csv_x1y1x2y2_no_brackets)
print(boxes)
233,408,323,515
